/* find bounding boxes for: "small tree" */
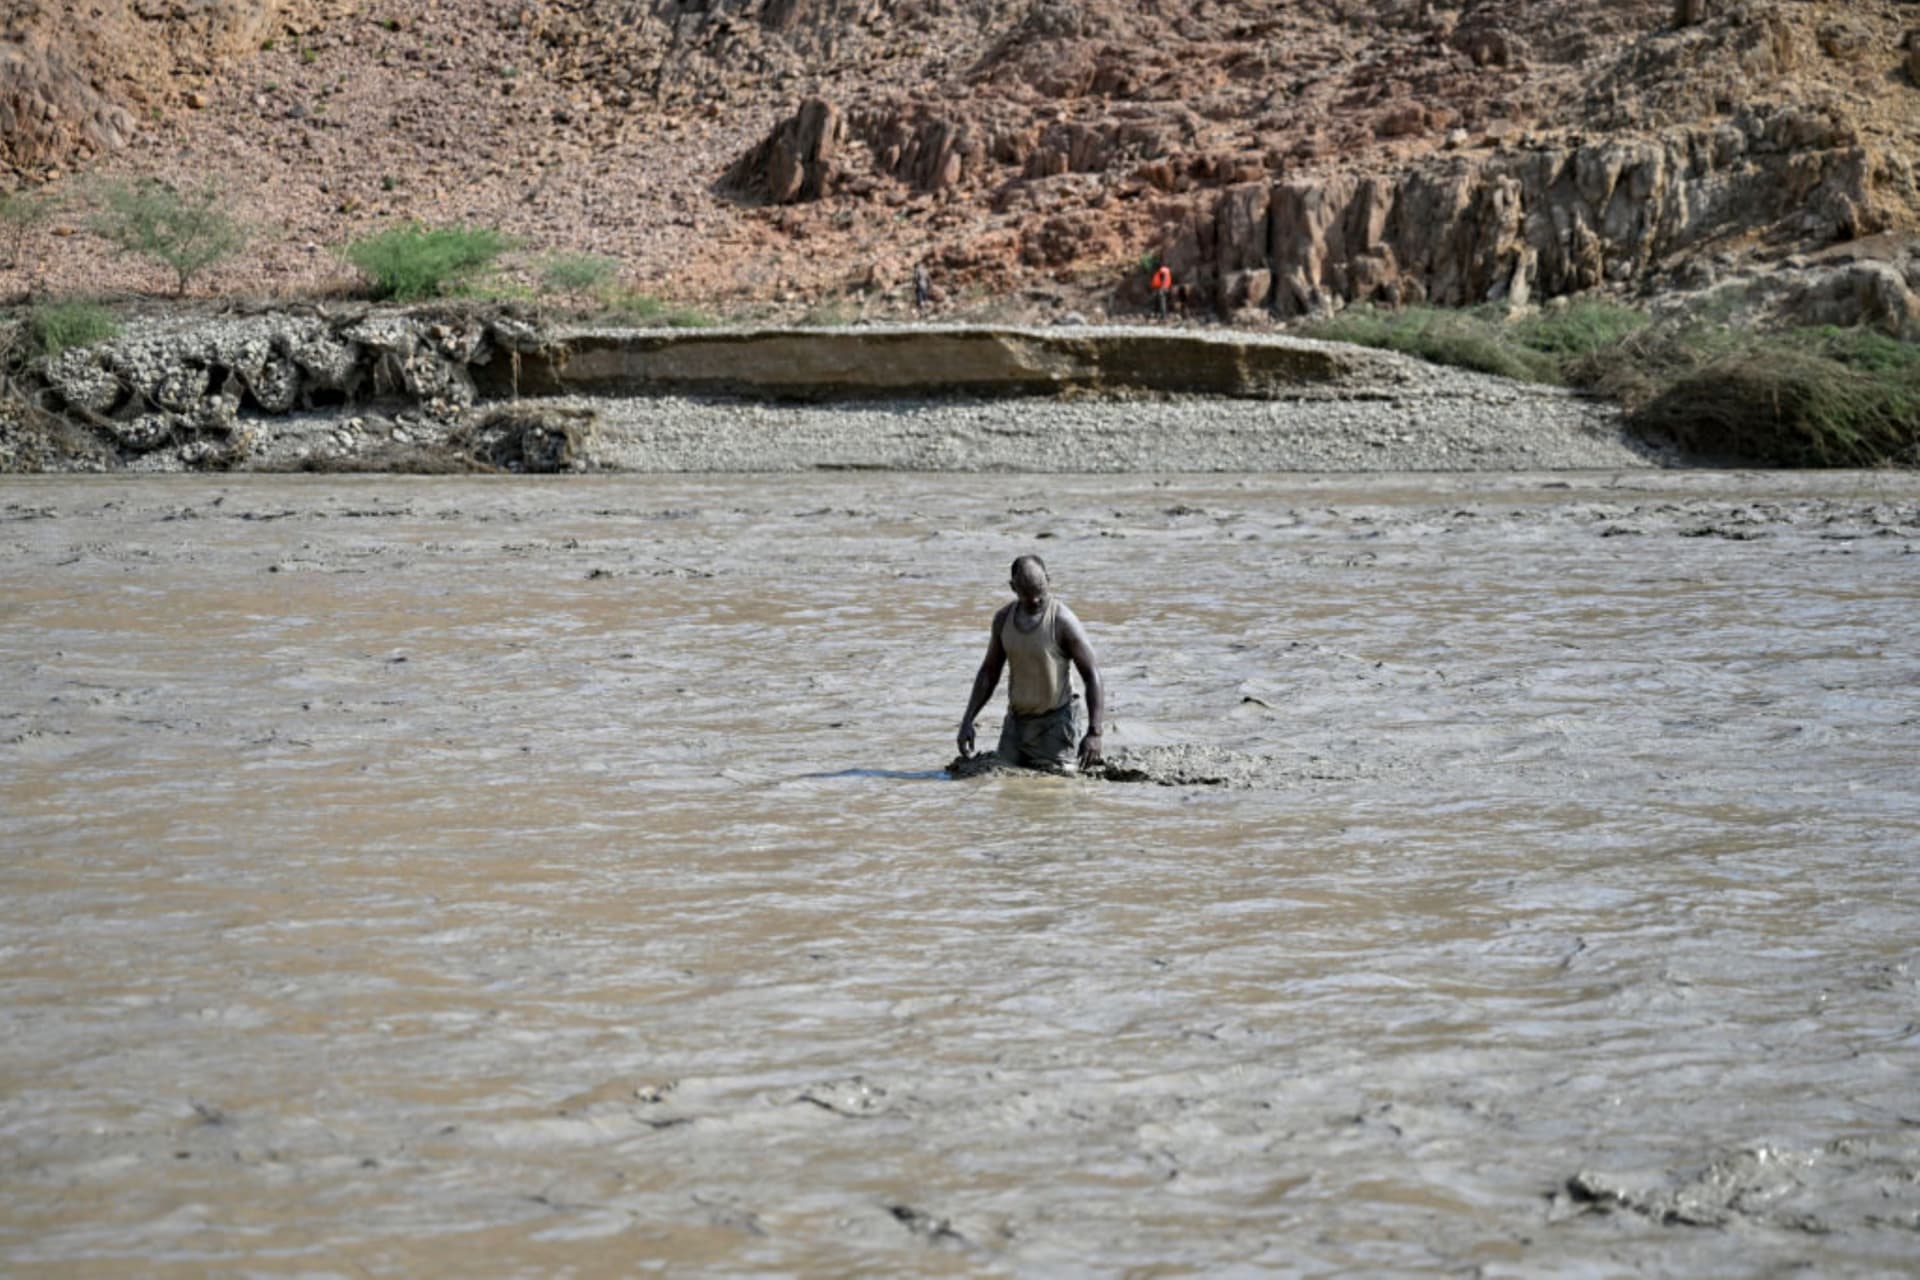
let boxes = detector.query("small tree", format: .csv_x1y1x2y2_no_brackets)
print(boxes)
0,188,62,270
90,178,247,296
537,252,620,307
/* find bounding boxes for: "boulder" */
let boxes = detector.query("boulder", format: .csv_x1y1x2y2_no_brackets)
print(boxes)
1779,260,1920,338
724,96,845,202
1815,21,1871,63
106,393,238,456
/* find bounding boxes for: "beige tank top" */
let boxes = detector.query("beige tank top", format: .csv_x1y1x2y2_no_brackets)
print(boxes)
1001,598,1072,715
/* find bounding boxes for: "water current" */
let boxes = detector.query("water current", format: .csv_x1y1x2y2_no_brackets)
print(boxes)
3,471,1918,1276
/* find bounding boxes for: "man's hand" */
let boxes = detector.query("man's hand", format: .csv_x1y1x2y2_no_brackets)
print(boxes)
1078,728,1103,769
957,719,976,758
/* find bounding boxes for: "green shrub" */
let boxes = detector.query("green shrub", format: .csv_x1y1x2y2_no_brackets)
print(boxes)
1508,300,1648,359
343,223,514,301
24,300,120,358
1623,328,1919,466
89,178,247,295
611,291,664,320
538,252,620,301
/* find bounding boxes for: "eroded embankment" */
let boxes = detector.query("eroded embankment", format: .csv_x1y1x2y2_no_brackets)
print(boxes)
485,325,1361,399
3,308,1647,473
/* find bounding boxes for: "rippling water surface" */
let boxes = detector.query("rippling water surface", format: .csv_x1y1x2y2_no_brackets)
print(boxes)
3,471,1918,1276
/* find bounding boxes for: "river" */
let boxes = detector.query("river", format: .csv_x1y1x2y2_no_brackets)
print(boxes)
3,470,1917,1276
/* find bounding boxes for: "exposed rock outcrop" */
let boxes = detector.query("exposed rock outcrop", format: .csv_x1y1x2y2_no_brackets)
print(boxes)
0,0,301,176
712,0,1918,318
721,96,845,203
0,40,135,173
1165,104,1910,319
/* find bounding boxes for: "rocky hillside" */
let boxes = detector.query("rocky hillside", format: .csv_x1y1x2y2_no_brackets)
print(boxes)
2,0,1917,321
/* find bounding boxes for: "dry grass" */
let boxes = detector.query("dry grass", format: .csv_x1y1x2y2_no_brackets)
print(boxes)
1588,326,1920,467
1305,303,1918,466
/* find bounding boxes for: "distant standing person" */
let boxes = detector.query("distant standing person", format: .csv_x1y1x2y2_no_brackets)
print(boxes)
914,262,932,312
1150,261,1173,319
957,555,1105,771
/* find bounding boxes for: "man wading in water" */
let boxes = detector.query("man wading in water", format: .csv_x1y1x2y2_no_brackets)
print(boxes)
957,555,1105,772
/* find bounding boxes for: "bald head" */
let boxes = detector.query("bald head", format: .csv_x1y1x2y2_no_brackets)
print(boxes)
1009,555,1049,610
1010,554,1048,590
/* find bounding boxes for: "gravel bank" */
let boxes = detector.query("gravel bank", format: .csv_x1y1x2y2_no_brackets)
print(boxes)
564,354,1664,473
234,374,1666,475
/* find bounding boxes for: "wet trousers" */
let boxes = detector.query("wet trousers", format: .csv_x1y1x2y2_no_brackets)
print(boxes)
996,698,1080,771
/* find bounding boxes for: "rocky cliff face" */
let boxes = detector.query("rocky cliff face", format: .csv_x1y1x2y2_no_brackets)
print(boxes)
710,0,1920,316
1170,102,1910,319
1,0,1916,319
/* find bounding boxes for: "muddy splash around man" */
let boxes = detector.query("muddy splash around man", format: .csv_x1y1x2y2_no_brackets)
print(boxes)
955,555,1105,773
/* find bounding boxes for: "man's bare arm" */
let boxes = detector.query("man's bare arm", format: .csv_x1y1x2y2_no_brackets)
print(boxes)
957,606,1010,756
1059,611,1105,766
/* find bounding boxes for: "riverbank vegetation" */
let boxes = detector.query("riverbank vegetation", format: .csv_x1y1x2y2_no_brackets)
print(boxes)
343,224,515,301
22,300,119,358
1302,302,1919,467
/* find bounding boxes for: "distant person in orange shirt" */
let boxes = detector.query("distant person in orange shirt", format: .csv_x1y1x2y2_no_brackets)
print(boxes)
1150,262,1173,319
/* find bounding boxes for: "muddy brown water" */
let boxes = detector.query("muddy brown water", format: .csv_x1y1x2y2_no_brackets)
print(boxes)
3,470,1918,1276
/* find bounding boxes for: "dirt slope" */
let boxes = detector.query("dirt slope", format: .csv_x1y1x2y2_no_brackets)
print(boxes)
2,0,1916,319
